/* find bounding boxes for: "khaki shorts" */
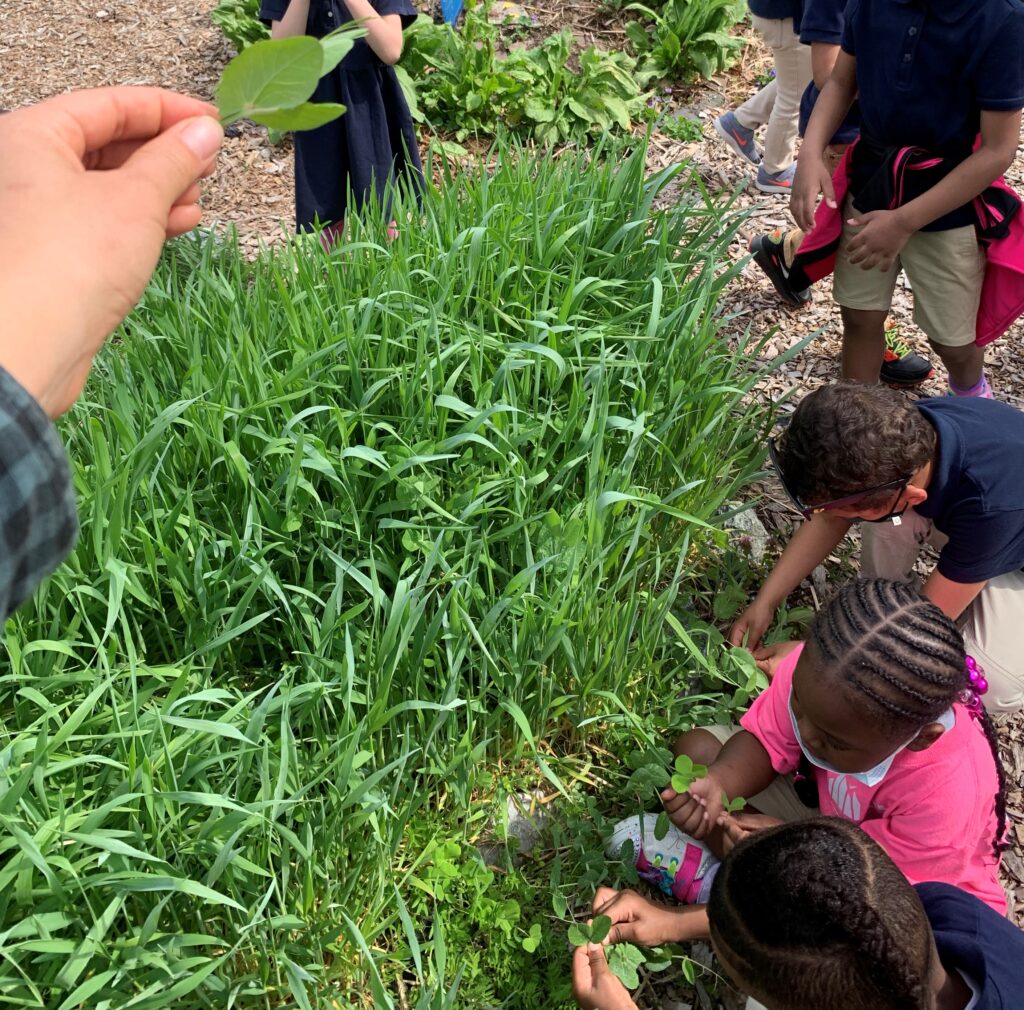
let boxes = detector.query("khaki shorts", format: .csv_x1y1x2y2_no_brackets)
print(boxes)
701,725,816,822
832,197,985,347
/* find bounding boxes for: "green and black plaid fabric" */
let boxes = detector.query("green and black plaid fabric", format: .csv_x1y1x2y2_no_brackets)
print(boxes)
0,368,78,621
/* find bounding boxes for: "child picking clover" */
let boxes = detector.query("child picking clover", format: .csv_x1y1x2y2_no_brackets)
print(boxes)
617,580,1007,916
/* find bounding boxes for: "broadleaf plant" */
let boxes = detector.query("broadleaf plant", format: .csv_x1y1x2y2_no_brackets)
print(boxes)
215,27,364,130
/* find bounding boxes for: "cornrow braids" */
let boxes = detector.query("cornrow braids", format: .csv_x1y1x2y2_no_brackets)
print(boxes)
778,382,936,507
978,708,1010,857
810,578,1008,858
708,819,933,1010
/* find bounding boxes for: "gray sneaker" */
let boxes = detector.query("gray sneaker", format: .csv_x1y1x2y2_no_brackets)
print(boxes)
756,162,797,194
713,111,762,167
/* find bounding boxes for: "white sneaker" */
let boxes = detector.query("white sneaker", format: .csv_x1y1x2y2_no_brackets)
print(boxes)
609,814,718,904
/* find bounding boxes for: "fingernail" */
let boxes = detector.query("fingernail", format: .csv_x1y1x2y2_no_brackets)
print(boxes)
181,117,224,160
587,942,600,953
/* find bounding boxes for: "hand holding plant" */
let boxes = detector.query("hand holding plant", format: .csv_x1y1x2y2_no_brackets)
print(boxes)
591,887,698,947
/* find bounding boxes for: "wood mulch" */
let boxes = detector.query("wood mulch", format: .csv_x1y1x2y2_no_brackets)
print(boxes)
4,0,1024,1003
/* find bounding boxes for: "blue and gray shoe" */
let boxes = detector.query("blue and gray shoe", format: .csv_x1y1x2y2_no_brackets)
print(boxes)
755,162,797,194
713,111,762,167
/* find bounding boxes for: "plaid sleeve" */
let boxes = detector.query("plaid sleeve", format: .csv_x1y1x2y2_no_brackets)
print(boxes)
0,368,79,621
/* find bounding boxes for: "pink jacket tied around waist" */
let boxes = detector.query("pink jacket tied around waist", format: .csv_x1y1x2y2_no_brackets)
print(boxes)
793,140,1024,348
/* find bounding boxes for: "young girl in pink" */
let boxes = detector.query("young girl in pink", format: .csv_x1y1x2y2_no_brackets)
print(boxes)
613,579,1007,913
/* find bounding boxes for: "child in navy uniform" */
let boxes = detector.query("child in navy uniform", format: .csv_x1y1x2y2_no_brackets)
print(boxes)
792,0,1024,397
571,819,1024,1010
260,0,424,239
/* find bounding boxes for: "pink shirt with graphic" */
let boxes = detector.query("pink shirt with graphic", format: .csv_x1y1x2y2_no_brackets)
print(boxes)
740,644,1005,914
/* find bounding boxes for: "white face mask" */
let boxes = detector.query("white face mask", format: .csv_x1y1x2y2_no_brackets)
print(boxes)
787,688,955,788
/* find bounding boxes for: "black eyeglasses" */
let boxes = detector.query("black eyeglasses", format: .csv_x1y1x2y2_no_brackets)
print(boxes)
768,437,912,523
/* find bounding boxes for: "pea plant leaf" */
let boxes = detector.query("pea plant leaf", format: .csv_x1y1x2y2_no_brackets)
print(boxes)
654,811,670,841
722,794,747,814
607,942,646,989
216,36,325,126
670,754,708,795
214,26,365,131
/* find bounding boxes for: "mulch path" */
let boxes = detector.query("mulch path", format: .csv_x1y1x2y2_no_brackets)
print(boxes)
4,0,1024,1002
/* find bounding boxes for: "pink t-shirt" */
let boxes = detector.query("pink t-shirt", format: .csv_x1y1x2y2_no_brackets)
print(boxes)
740,644,1005,914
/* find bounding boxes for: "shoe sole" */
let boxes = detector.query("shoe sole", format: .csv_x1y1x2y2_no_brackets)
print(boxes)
713,117,761,167
880,366,935,388
749,237,811,307
755,179,793,194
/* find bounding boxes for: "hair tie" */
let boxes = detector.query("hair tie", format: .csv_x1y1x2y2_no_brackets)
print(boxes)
959,655,989,718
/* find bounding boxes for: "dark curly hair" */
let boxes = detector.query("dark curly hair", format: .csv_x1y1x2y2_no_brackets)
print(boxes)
776,382,936,507
708,818,935,1010
808,579,1007,858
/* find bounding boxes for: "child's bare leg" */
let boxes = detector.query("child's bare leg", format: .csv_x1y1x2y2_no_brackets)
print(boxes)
929,340,985,391
840,306,888,383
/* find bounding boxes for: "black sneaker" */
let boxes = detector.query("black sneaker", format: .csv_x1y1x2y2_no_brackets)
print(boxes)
880,329,934,387
749,230,812,306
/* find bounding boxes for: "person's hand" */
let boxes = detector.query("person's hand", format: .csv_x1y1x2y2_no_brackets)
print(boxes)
0,87,224,419
752,639,802,680
661,772,724,839
592,887,689,947
790,153,836,234
718,810,784,856
729,598,775,651
845,209,913,271
571,943,638,1010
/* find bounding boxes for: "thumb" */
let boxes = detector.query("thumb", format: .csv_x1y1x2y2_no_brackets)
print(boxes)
587,942,612,980
119,116,223,208
822,171,837,209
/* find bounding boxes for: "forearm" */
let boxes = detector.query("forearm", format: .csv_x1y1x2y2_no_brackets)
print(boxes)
271,0,311,39
342,0,404,63
895,145,1017,234
665,904,711,943
753,514,851,609
708,730,778,801
802,73,856,160
810,42,840,91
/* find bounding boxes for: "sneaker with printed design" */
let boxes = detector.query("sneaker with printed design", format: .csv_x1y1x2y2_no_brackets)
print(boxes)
755,162,797,194
608,815,716,904
713,111,762,167
880,329,934,387
749,229,811,306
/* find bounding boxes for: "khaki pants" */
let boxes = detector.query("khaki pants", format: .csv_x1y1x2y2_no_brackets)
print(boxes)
861,512,1024,711
733,15,813,174
833,198,986,347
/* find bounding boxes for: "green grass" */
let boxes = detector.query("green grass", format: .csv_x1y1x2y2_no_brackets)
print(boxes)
1,139,783,1009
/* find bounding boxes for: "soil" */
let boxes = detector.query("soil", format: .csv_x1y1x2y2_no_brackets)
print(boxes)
4,0,1024,1005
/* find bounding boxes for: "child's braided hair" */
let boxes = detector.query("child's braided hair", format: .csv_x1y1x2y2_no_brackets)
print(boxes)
708,818,935,1010
808,578,1007,857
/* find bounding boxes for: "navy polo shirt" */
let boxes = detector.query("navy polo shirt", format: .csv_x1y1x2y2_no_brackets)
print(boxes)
842,0,1024,229
842,0,1024,155
913,398,1024,584
748,0,802,26
917,882,1024,1007
799,0,843,44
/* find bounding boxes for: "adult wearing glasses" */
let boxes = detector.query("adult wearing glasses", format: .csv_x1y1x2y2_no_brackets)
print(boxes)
730,381,1024,712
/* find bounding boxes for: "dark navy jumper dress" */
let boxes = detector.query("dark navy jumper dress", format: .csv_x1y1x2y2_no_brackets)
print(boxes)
258,0,425,231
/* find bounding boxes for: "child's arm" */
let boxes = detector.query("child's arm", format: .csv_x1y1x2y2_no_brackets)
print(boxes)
846,109,1023,271
922,571,987,622
811,42,840,91
342,0,405,65
662,730,778,838
729,512,852,649
791,49,858,232
270,0,311,39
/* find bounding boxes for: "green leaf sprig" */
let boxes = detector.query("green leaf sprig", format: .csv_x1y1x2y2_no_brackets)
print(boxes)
215,26,365,131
